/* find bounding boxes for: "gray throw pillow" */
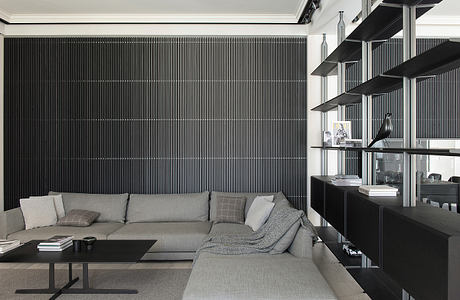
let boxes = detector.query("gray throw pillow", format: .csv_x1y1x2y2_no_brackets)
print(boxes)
270,220,301,254
56,209,100,227
214,196,246,224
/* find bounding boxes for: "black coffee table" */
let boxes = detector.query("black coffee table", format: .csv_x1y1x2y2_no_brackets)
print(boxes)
0,240,156,299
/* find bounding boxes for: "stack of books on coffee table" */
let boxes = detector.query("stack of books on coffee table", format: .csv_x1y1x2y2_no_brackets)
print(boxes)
38,235,73,252
0,240,20,254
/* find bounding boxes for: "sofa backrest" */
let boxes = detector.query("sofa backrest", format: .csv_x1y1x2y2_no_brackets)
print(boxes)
210,191,290,222
126,191,209,223
49,192,129,223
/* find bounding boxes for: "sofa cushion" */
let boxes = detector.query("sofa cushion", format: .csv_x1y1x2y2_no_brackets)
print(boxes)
49,192,128,223
210,192,287,222
270,220,301,254
183,252,337,300
126,192,209,223
288,227,314,259
108,222,212,252
214,195,246,224
56,209,100,227
7,223,124,243
20,197,57,230
209,223,253,236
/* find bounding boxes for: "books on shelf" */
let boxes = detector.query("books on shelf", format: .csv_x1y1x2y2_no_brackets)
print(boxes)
38,235,73,252
331,175,362,186
358,185,398,197
0,240,20,254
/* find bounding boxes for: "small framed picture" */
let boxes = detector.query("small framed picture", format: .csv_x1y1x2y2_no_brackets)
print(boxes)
332,121,351,146
323,131,332,147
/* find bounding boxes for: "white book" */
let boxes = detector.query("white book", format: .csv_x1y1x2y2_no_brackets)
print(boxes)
0,240,21,254
38,240,72,251
38,235,73,246
358,185,398,196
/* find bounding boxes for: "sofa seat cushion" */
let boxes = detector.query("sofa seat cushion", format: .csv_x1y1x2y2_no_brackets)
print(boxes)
8,223,124,243
108,222,212,252
183,252,337,300
209,223,253,235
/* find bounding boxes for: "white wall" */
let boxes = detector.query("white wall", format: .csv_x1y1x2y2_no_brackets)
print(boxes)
307,34,338,225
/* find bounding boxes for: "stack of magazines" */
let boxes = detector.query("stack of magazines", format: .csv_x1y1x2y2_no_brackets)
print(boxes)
331,175,362,186
38,235,73,252
358,185,398,197
0,240,20,254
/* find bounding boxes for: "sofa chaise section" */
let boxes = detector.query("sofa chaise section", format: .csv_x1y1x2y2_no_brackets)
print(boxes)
183,227,336,300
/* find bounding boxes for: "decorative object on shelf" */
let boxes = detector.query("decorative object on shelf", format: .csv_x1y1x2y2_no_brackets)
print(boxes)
342,244,362,257
82,236,97,250
343,139,362,148
368,113,392,148
323,131,332,147
332,121,351,146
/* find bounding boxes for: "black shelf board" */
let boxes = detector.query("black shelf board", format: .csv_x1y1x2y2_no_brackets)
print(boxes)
316,226,362,267
348,75,402,95
311,93,362,112
311,61,338,77
386,39,460,78
311,146,460,157
348,268,402,300
383,0,442,5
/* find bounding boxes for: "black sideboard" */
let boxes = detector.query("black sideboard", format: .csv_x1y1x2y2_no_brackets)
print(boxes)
311,175,460,300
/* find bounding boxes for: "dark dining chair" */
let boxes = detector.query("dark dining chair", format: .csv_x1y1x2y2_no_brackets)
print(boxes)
448,176,460,183
428,173,442,181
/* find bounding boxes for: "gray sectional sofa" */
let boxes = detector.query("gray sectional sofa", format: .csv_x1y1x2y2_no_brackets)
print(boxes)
0,191,337,299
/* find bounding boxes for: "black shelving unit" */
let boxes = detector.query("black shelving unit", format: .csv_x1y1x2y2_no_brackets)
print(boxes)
311,146,460,157
311,0,439,77
314,39,460,109
316,226,361,267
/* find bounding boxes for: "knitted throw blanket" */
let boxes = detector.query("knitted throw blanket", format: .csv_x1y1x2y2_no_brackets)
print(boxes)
195,205,316,260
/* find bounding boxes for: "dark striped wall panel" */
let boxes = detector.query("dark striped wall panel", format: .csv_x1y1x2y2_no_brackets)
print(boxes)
4,37,308,211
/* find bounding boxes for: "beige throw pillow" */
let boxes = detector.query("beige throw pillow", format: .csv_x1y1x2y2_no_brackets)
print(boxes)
20,197,58,230
30,195,65,219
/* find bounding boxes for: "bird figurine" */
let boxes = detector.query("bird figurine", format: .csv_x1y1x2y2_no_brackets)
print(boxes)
368,113,393,148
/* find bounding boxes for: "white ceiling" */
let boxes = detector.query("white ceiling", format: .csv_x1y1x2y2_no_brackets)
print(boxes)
0,0,308,23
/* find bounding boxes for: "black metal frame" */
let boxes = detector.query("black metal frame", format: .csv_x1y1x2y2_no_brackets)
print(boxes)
15,263,137,299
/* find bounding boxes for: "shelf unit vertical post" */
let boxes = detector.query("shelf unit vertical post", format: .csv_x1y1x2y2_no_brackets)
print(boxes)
361,0,373,186
402,4,417,208
361,0,373,269
337,11,346,175
320,33,329,227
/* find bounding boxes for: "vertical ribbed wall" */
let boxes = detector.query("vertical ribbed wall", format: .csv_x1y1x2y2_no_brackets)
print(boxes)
345,38,460,173
4,37,308,211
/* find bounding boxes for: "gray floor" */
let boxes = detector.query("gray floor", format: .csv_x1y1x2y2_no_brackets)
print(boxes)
0,245,370,300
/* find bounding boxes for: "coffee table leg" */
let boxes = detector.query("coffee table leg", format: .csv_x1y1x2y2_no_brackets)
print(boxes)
63,263,138,295
15,263,79,298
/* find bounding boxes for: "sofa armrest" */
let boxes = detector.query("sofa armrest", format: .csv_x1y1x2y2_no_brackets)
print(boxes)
288,227,313,259
0,208,25,239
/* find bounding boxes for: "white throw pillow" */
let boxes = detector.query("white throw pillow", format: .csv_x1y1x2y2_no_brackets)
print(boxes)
30,195,65,219
20,197,58,230
245,196,275,231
